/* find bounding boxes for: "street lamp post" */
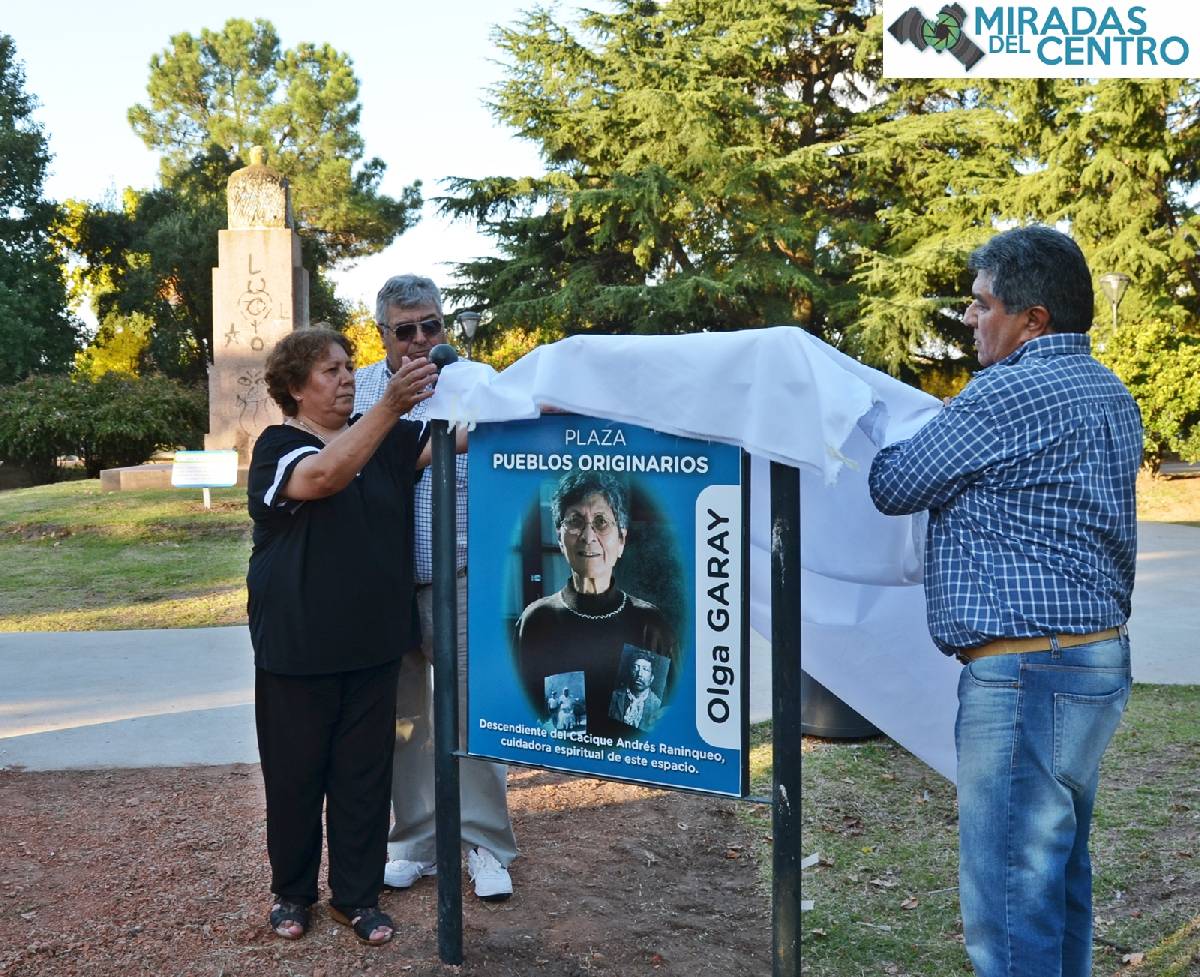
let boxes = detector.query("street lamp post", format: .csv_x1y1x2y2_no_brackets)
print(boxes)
1098,272,1131,331
456,310,481,360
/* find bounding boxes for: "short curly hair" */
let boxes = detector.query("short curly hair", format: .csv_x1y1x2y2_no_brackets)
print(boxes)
264,326,353,417
550,471,630,534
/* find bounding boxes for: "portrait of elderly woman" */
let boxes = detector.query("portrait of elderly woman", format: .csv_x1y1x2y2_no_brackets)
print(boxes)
515,471,678,739
246,325,440,947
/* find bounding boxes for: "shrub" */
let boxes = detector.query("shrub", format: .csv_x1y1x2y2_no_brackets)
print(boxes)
79,373,207,475
0,373,207,481
479,325,550,371
0,375,86,483
1094,320,1200,474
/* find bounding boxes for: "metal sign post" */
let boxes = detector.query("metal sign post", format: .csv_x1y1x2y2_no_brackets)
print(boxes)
429,344,463,965
426,394,799,967
771,460,801,976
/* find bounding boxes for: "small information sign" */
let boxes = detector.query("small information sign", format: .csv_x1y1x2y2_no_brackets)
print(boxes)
172,450,238,508
467,415,749,797
171,450,239,488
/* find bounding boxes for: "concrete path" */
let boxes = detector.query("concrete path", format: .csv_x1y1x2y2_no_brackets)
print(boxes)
1126,522,1200,684
0,626,773,771
2,522,1197,771
0,626,257,771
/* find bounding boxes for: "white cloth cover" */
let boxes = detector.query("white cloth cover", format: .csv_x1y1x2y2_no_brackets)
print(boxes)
427,328,960,780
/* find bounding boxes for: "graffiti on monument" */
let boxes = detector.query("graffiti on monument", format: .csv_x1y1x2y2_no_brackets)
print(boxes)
236,254,272,351
236,368,271,434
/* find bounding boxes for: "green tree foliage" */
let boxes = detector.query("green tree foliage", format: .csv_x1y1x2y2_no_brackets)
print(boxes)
1096,321,1200,473
1008,80,1200,332
0,34,79,383
0,373,206,481
447,1,1200,416
61,162,223,383
441,0,878,345
128,18,420,266
851,76,1200,376
842,77,1023,375
62,20,420,381
339,302,385,368
849,73,1200,458
75,310,155,379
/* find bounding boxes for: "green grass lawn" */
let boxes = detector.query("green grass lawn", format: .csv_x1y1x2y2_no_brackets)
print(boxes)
1,472,1196,633
796,686,1200,977
791,473,1200,976
0,480,250,631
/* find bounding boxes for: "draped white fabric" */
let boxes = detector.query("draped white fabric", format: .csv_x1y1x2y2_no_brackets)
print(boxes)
426,328,960,780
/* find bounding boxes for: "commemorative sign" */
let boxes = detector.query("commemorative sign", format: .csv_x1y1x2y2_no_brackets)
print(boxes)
466,414,749,797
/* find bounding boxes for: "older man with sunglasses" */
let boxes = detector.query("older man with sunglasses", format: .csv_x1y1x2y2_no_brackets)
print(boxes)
353,275,517,901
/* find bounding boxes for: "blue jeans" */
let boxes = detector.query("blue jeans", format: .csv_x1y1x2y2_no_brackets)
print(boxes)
955,635,1131,977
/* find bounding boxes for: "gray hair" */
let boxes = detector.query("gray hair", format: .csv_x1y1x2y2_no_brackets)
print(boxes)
551,471,629,534
968,225,1094,334
375,275,443,325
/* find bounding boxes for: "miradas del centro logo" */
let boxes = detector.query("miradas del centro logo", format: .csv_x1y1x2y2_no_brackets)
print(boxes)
883,2,1199,78
889,4,986,70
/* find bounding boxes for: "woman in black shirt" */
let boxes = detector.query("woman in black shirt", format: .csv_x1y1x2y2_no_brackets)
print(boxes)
247,326,436,946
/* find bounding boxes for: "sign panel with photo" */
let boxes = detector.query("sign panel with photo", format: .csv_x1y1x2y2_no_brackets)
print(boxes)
466,414,748,797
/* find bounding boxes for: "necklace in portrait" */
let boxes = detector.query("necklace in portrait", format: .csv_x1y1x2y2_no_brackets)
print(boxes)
563,592,627,621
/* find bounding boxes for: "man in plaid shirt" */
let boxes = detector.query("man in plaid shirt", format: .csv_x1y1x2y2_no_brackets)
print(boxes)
870,226,1141,977
354,275,516,901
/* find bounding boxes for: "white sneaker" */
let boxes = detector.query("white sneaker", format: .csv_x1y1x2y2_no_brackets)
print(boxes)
466,846,513,901
383,858,436,889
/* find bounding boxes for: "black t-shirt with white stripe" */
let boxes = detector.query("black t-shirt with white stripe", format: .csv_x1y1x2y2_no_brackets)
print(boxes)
246,420,427,675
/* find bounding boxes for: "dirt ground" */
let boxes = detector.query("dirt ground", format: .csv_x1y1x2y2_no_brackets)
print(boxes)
0,764,771,977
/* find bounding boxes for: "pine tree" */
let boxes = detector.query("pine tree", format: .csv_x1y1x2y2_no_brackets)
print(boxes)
0,34,79,383
440,0,880,349
128,18,420,265
63,19,422,381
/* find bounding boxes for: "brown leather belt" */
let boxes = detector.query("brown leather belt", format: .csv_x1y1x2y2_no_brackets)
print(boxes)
956,627,1122,664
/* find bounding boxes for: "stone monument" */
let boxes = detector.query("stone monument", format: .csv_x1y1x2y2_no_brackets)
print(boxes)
204,146,309,464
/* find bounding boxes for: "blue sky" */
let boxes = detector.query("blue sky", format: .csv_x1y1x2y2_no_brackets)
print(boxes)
5,0,550,317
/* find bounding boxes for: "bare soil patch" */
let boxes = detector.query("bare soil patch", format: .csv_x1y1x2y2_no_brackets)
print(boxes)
0,765,770,977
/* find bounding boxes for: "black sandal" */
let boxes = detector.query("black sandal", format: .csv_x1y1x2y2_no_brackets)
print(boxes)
269,898,311,939
329,904,395,945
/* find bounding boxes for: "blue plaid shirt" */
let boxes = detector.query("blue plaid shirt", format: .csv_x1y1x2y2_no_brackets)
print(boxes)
869,333,1142,654
354,358,468,583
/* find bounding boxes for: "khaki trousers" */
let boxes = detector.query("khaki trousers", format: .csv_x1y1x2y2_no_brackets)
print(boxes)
388,573,517,865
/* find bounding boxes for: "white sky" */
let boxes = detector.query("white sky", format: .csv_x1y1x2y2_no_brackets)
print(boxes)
5,0,549,318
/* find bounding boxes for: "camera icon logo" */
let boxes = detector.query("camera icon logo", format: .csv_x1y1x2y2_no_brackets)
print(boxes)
889,3,985,71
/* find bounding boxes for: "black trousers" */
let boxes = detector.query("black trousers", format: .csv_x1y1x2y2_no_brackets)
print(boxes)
255,659,401,908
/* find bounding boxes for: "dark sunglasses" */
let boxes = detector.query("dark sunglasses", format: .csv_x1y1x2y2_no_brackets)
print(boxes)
389,316,443,342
